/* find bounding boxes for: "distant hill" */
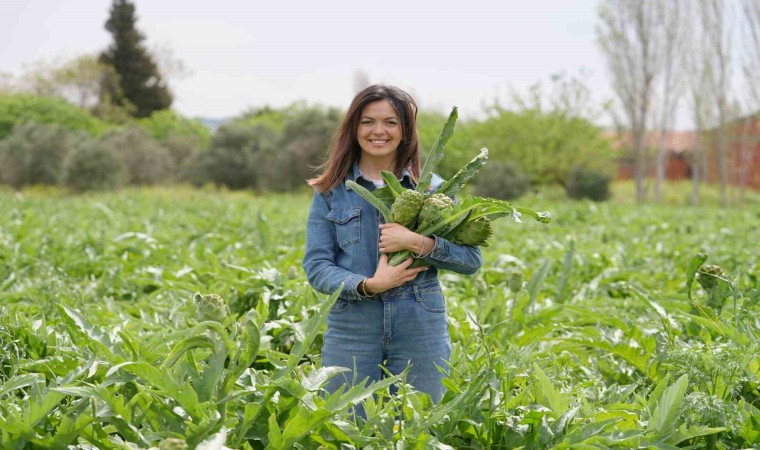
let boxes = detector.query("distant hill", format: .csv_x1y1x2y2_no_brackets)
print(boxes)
196,117,231,132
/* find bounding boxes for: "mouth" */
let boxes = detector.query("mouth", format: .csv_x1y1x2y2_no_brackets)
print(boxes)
369,139,389,145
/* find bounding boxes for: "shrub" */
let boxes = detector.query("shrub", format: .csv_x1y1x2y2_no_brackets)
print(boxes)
474,161,533,200
63,139,124,191
0,94,109,139
196,122,278,189
565,165,611,201
98,127,174,185
136,110,210,149
164,133,202,183
0,122,80,188
262,105,340,191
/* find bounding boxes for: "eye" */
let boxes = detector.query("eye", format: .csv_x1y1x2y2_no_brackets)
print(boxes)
360,119,372,125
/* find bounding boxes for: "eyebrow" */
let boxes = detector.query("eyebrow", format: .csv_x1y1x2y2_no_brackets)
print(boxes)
360,115,399,120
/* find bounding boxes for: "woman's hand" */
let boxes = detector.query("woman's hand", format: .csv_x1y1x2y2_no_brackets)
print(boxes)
379,223,434,256
379,223,424,253
364,254,428,294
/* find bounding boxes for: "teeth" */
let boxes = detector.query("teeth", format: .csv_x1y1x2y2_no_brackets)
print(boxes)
370,140,387,144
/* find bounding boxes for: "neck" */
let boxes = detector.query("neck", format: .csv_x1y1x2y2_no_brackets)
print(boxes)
359,156,395,180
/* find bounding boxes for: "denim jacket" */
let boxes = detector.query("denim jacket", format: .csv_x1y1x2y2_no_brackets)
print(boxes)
303,161,482,301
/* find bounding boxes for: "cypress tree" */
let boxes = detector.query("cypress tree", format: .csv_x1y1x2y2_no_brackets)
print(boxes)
99,0,172,118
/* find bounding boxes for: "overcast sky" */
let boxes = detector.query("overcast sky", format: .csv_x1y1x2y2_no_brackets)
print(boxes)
1,0,612,121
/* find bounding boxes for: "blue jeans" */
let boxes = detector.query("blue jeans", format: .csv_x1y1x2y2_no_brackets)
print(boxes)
321,279,451,403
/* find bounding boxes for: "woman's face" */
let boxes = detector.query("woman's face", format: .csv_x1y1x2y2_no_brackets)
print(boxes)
356,99,402,162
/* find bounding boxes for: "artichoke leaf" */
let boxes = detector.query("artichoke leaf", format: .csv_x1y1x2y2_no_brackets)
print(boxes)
380,170,406,199
417,107,458,193
345,180,393,222
437,147,489,197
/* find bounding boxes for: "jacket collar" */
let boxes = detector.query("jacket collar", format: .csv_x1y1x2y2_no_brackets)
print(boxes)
348,160,414,188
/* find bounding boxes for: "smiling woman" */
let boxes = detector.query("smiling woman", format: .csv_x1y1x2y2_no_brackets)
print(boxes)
303,85,482,409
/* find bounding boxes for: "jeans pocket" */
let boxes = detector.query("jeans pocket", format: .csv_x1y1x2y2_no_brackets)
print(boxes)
330,298,352,314
326,208,361,248
414,281,446,313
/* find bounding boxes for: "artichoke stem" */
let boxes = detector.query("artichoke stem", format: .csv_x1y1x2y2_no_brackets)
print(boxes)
388,250,413,266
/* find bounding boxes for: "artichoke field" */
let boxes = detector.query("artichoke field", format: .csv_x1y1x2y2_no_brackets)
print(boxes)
346,107,551,266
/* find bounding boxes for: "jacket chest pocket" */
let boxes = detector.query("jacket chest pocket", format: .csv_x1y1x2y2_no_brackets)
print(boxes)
326,208,361,248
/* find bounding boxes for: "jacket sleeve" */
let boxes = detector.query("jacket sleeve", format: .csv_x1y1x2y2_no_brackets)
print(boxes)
302,191,366,297
419,236,482,275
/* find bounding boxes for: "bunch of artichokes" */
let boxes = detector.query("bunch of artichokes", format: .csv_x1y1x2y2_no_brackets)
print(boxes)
346,107,551,266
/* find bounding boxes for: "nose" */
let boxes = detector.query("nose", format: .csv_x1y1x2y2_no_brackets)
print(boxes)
372,123,385,135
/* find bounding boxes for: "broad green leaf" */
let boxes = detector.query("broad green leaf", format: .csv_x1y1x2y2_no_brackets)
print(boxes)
0,373,43,397
526,259,552,312
117,361,170,391
281,286,339,375
668,423,725,445
23,387,66,432
559,417,622,445
267,412,283,449
437,147,488,197
686,252,708,301
275,406,332,449
161,334,215,369
533,363,569,414
59,304,117,361
301,366,350,392
649,374,688,436
417,107,457,193
323,374,401,412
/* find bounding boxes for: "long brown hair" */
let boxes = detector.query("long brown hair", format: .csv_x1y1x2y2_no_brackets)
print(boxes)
308,84,420,192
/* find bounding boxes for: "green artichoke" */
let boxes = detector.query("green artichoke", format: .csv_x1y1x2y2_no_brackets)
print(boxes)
194,293,228,322
417,193,455,232
507,269,524,292
391,189,424,228
448,216,493,246
696,264,725,292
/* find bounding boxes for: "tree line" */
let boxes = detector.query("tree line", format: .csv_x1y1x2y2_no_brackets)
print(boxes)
0,87,615,200
0,0,616,199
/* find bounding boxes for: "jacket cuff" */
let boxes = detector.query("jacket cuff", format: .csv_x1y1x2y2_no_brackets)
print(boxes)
425,235,449,262
340,273,366,301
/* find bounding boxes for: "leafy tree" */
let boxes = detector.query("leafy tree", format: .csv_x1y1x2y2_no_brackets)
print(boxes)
266,104,340,190
233,105,288,130
98,126,174,185
566,166,611,201
100,0,172,118
197,122,279,189
0,123,80,188
136,110,210,148
17,55,114,109
474,161,533,200
64,138,125,191
0,94,109,139
466,107,612,187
